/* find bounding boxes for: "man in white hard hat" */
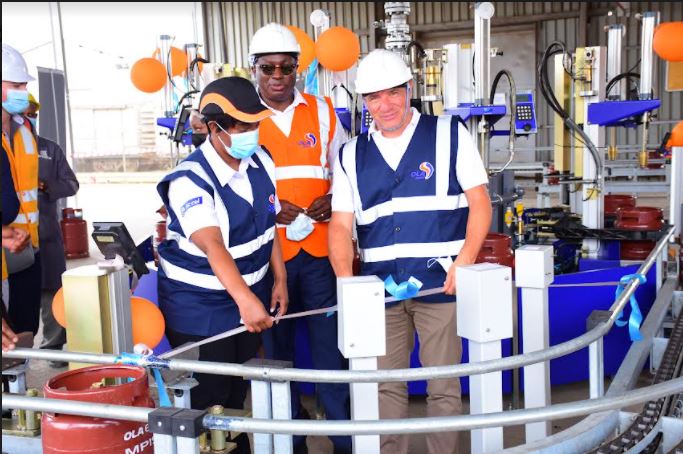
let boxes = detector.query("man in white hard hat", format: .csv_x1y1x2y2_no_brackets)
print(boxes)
249,23,351,454
24,94,79,368
329,49,492,454
2,43,42,341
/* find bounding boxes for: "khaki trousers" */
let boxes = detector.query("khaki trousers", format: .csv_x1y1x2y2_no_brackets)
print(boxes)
378,300,462,454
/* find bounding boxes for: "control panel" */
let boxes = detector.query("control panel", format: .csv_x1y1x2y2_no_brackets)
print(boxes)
361,107,373,133
514,91,537,134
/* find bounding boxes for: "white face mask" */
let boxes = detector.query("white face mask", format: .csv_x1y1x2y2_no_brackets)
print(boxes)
285,213,314,242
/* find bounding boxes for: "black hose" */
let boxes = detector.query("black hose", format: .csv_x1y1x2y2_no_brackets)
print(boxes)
537,41,603,185
605,71,640,99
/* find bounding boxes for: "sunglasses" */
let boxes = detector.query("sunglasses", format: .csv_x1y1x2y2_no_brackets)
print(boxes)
258,63,297,76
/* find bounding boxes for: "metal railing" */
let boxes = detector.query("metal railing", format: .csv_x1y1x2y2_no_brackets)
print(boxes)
1,225,678,450
4,226,675,384
3,377,683,435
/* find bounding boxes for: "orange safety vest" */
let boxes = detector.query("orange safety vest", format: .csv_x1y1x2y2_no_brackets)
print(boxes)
259,93,336,262
2,117,40,249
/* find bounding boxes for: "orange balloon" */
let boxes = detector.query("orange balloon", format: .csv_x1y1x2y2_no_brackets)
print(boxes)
667,121,683,148
130,296,166,349
153,47,189,77
653,22,683,62
52,288,66,328
130,58,167,93
315,26,360,72
286,25,315,73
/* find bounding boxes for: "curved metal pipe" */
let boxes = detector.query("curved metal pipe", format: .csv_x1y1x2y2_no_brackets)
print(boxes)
3,376,682,435
3,227,674,383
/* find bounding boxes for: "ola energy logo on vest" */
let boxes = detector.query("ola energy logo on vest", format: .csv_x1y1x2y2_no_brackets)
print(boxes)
410,162,434,180
267,194,276,213
297,132,317,148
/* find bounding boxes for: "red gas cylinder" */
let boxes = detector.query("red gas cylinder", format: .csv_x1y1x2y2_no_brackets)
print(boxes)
42,365,155,454
476,233,515,268
615,206,663,260
604,194,636,217
61,208,89,259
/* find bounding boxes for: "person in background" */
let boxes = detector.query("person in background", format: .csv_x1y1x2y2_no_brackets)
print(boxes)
329,49,492,454
2,43,41,338
2,143,22,352
249,23,351,454
157,77,287,454
24,93,79,367
189,109,208,149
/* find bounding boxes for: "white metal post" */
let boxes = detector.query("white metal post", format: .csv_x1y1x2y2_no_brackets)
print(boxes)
516,245,554,441
271,380,293,454
589,338,605,398
670,147,683,238
582,46,606,258
337,276,385,454
456,263,513,453
251,380,273,454
153,434,177,454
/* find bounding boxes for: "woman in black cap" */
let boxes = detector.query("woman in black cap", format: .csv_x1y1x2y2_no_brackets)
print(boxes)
156,77,288,451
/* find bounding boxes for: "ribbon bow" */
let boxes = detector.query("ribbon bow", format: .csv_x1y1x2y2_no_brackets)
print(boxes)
116,352,172,407
384,275,423,301
614,273,646,342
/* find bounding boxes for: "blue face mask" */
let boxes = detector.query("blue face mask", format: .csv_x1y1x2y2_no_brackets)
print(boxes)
214,123,260,160
28,117,37,130
2,90,30,115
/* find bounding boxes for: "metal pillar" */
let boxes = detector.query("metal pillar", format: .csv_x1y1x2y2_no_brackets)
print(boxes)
337,276,385,454
516,245,554,441
246,358,294,454
606,25,625,100
580,46,606,258
456,263,513,453
639,12,659,100
671,147,683,238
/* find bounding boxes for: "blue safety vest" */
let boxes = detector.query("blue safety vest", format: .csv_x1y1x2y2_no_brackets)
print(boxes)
156,148,277,335
338,115,468,303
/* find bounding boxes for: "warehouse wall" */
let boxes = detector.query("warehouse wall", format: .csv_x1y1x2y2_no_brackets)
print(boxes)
203,2,682,156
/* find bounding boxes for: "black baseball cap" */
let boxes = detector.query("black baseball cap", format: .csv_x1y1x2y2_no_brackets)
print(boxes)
199,76,272,123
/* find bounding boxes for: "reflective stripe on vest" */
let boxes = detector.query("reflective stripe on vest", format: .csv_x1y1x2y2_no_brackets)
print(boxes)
260,93,336,261
2,121,39,248
159,156,274,289
160,257,270,289
341,115,467,264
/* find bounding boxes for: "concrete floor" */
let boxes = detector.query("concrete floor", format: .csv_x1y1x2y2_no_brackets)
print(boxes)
6,175,669,452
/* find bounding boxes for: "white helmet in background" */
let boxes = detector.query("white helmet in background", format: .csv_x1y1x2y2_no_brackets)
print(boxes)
355,49,412,95
249,23,300,59
2,43,34,83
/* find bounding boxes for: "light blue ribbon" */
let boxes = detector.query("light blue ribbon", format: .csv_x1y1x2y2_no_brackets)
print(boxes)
384,275,423,301
305,58,319,96
614,273,646,342
115,353,172,407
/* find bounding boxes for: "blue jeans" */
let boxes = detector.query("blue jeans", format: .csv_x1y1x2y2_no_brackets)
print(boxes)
262,250,351,451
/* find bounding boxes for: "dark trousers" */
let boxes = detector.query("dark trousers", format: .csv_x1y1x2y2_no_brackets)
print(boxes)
8,252,42,335
261,251,352,452
166,327,261,454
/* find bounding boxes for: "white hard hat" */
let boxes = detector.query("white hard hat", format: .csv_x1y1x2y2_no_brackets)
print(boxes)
249,23,300,58
355,49,412,95
2,43,34,83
